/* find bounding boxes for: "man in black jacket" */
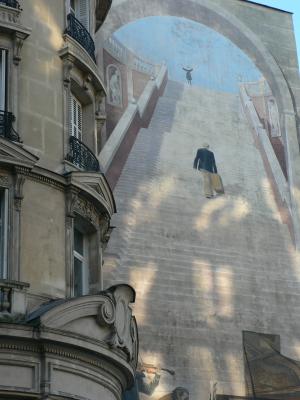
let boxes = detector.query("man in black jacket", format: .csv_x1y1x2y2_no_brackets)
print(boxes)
193,143,218,198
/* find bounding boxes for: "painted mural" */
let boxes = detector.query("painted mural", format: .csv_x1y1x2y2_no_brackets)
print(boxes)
102,12,297,400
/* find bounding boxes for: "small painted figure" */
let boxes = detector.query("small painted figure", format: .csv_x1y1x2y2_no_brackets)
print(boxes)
109,69,122,106
182,67,193,85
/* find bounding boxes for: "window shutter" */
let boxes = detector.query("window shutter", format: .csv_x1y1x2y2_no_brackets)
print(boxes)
77,0,90,32
68,93,74,138
77,100,82,140
0,49,7,111
69,93,82,141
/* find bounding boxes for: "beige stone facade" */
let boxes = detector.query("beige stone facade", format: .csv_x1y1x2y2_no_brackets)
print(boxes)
0,1,138,399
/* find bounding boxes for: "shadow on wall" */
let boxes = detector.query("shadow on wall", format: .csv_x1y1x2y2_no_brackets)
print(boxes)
103,77,300,399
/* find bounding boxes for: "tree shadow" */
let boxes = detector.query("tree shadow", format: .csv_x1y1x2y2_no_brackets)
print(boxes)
103,80,300,400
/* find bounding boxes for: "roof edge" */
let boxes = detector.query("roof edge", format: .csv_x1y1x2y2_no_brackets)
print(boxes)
239,0,293,15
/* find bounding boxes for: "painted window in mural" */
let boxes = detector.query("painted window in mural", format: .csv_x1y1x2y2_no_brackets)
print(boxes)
106,64,123,108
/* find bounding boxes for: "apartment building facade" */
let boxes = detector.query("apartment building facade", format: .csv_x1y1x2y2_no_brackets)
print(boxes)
0,1,138,399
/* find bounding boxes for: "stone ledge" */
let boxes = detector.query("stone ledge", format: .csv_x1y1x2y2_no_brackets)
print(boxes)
59,34,106,94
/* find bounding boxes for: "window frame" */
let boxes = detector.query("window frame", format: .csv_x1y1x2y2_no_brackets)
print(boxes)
73,227,89,296
0,188,8,279
0,48,7,112
69,92,83,141
67,0,91,32
70,0,76,15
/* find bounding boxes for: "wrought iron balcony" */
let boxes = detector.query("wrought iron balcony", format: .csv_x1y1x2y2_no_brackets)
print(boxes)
66,136,101,172
0,110,20,142
0,0,21,9
65,13,96,62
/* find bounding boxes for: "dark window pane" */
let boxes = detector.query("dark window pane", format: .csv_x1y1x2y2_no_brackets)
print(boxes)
74,228,83,255
74,257,83,296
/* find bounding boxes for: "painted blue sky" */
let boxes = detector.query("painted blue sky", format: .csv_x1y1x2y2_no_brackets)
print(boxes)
115,16,262,93
251,0,300,65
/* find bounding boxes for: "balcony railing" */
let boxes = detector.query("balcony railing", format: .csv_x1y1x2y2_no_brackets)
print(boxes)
0,110,20,142
0,0,21,9
66,136,101,172
65,13,96,62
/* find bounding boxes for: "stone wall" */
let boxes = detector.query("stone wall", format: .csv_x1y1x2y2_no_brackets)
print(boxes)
19,0,65,170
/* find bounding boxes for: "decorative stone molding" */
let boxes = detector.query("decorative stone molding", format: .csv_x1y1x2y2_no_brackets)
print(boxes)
66,171,116,218
97,295,115,325
28,285,138,366
102,285,138,366
13,169,23,191
74,196,99,228
0,4,20,24
62,58,74,88
23,170,65,192
0,279,29,317
0,337,127,400
0,174,9,186
13,30,28,65
99,213,111,244
59,35,106,95
0,138,39,169
0,4,31,65
65,186,80,218
0,286,137,399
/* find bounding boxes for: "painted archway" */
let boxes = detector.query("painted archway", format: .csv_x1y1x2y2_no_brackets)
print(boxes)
96,0,300,246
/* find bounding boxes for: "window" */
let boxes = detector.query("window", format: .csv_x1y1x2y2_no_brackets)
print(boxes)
0,49,7,111
70,0,76,15
69,0,90,31
73,227,89,296
0,189,8,279
69,93,82,140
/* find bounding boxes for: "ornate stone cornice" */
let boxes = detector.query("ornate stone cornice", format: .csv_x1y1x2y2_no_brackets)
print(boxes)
14,165,65,192
0,138,39,169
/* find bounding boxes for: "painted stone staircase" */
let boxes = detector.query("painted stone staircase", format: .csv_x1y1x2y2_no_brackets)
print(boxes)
103,80,298,399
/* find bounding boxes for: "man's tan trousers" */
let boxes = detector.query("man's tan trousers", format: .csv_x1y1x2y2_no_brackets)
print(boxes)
201,170,213,198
